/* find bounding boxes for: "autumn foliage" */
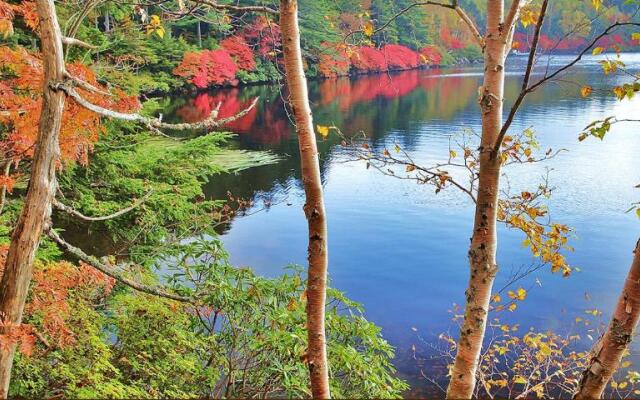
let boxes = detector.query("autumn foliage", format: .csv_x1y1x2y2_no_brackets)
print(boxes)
0,46,139,192
174,49,240,88
381,44,422,70
221,36,256,71
0,245,115,356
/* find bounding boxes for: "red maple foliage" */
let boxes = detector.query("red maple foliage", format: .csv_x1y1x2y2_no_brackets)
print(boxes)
350,46,388,73
318,43,351,78
439,25,465,50
381,44,422,70
419,45,443,65
242,16,281,58
173,49,239,88
221,36,256,71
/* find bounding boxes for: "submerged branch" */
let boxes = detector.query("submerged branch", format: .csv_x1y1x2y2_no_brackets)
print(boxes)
46,228,194,303
53,191,153,222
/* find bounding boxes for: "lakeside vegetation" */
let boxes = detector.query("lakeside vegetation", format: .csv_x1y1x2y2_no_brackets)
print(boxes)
0,0,640,398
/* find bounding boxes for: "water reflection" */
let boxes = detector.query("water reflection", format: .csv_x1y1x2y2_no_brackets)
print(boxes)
167,54,640,394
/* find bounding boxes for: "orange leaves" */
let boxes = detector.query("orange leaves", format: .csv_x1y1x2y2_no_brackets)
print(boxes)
24,261,115,350
0,1,36,38
581,86,593,98
0,47,139,166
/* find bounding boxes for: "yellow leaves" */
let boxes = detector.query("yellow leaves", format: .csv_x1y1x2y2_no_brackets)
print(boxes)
592,0,602,11
581,86,593,98
491,294,501,303
316,125,338,138
632,33,640,41
613,86,626,100
622,361,632,368
513,376,527,384
520,6,539,28
146,15,165,39
449,150,457,159
363,20,374,37
316,124,330,138
508,303,517,312
599,59,624,75
508,287,527,301
585,309,601,316
592,46,604,56
538,342,552,356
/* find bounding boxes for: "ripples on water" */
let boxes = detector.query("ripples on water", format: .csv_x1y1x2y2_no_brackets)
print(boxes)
168,53,640,391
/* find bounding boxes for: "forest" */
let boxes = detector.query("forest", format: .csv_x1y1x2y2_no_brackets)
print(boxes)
0,0,640,398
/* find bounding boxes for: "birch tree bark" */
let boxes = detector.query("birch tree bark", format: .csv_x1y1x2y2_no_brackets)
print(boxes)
279,0,331,397
446,1,506,398
574,239,640,399
0,0,65,396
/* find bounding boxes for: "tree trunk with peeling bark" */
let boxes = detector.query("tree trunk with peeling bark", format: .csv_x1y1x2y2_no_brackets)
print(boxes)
0,0,65,396
574,239,640,399
279,1,330,398
446,1,505,398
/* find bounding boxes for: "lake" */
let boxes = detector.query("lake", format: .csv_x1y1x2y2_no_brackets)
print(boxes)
166,54,640,393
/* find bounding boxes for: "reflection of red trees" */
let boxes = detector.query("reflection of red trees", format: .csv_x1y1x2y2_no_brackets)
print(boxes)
173,68,481,145
221,36,256,71
175,91,257,132
319,70,421,108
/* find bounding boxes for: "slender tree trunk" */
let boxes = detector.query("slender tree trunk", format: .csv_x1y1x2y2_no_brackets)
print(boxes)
574,238,640,399
279,1,330,398
197,20,202,48
0,162,12,215
446,1,505,398
104,11,110,33
0,0,65,396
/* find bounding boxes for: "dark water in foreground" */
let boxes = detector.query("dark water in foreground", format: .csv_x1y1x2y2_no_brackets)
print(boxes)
166,54,640,393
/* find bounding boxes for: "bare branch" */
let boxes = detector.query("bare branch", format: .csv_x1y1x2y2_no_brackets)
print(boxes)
495,19,640,154
527,21,640,94
53,191,152,222
46,228,194,303
493,0,548,155
194,0,278,14
452,3,484,48
63,70,112,97
56,82,258,133
344,1,484,48
504,0,526,35
61,36,97,49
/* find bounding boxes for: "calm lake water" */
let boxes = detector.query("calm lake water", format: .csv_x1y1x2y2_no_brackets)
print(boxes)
167,54,640,392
